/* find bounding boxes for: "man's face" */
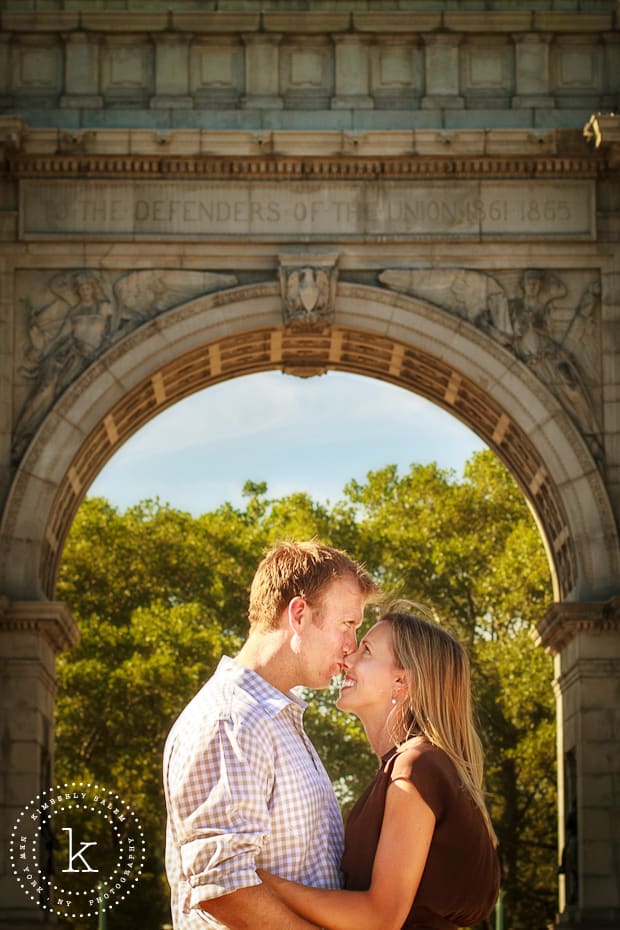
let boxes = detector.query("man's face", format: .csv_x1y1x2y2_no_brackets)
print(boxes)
296,576,366,689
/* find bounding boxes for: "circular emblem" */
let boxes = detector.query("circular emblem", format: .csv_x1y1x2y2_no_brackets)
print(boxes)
9,781,146,920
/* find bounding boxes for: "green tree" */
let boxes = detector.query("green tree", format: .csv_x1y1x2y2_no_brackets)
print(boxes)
55,451,556,930
340,451,556,928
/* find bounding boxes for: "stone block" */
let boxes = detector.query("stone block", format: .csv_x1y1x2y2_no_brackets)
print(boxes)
171,12,260,33
444,109,533,129
1,11,78,31
10,37,62,102
81,12,168,32
101,37,153,106
262,12,349,34
171,109,260,130
423,35,462,98
370,40,423,110
581,707,617,743
534,13,614,33
190,38,244,109
353,12,441,33
444,12,531,32
460,37,514,100
353,110,440,131
551,38,603,99
280,40,333,109
81,108,170,130
0,36,10,96
603,35,620,93
534,109,595,130
263,109,351,131
60,95,104,110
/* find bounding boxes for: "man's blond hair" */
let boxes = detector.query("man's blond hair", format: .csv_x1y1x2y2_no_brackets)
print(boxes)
248,540,377,632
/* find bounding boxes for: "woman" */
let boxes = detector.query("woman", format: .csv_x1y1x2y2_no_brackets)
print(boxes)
260,607,501,930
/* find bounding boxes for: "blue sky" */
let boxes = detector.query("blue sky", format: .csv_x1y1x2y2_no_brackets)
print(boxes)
88,371,488,515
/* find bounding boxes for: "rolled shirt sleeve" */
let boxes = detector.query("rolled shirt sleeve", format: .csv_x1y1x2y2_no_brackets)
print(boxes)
168,718,273,910
164,657,344,930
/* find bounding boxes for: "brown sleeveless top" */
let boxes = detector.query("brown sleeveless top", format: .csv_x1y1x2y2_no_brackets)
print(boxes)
341,738,501,930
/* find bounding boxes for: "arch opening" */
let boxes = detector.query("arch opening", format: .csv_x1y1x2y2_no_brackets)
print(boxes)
2,282,618,604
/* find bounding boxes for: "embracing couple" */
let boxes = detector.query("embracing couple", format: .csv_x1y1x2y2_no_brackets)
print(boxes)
163,541,500,930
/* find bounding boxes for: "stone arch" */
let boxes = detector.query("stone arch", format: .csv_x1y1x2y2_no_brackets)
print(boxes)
1,281,617,606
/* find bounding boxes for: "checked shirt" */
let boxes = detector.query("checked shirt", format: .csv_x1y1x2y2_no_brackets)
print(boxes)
164,656,344,929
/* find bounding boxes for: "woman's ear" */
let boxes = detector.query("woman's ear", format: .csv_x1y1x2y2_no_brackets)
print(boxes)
393,670,409,692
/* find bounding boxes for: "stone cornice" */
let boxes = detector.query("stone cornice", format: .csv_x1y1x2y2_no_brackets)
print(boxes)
0,10,615,35
533,596,620,655
0,125,610,181
0,599,79,655
5,153,609,181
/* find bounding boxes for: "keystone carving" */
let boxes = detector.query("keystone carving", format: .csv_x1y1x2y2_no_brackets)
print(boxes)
279,254,339,332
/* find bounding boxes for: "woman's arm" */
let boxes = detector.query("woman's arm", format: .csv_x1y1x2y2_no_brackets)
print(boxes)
259,775,436,930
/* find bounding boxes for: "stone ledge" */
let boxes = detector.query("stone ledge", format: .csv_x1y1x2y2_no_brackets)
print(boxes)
0,599,79,655
534,596,620,655
0,9,615,35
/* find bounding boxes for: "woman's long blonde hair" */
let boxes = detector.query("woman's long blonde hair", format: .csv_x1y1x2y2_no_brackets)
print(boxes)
384,606,498,846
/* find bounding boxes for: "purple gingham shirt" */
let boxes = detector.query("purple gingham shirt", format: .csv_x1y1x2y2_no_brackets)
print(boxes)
164,656,344,929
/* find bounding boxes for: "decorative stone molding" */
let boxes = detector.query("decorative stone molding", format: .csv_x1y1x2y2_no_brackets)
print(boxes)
6,152,609,182
533,596,620,655
0,599,79,655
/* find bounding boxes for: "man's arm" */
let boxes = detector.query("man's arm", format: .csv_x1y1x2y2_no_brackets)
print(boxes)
200,882,321,930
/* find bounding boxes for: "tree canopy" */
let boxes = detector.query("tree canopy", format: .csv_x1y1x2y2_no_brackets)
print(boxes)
54,450,556,930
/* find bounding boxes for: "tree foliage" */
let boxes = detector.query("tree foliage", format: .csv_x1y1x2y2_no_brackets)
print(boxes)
55,450,556,930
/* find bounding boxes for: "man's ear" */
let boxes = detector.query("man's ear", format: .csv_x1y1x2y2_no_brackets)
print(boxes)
287,595,307,633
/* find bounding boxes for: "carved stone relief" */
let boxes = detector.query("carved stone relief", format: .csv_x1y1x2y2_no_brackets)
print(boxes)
278,253,339,333
379,266,603,463
12,268,238,462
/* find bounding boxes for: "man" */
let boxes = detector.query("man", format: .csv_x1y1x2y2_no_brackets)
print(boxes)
164,540,378,930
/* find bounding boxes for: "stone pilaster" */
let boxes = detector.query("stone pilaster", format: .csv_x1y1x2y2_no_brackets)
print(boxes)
332,35,373,110
534,598,620,930
0,34,10,108
60,32,103,109
151,33,192,110
421,33,464,110
512,32,554,108
0,599,79,928
241,32,283,109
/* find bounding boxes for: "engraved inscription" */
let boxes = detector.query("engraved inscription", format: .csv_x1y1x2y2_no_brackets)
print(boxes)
20,180,595,240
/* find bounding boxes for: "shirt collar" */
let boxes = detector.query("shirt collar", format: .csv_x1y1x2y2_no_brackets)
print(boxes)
217,655,308,718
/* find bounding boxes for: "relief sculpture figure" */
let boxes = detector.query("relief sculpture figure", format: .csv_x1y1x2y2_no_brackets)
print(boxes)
379,266,603,463
505,269,602,462
12,268,238,462
13,271,113,460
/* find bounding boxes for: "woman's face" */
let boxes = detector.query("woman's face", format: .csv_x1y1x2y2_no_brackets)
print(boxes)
337,620,405,716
